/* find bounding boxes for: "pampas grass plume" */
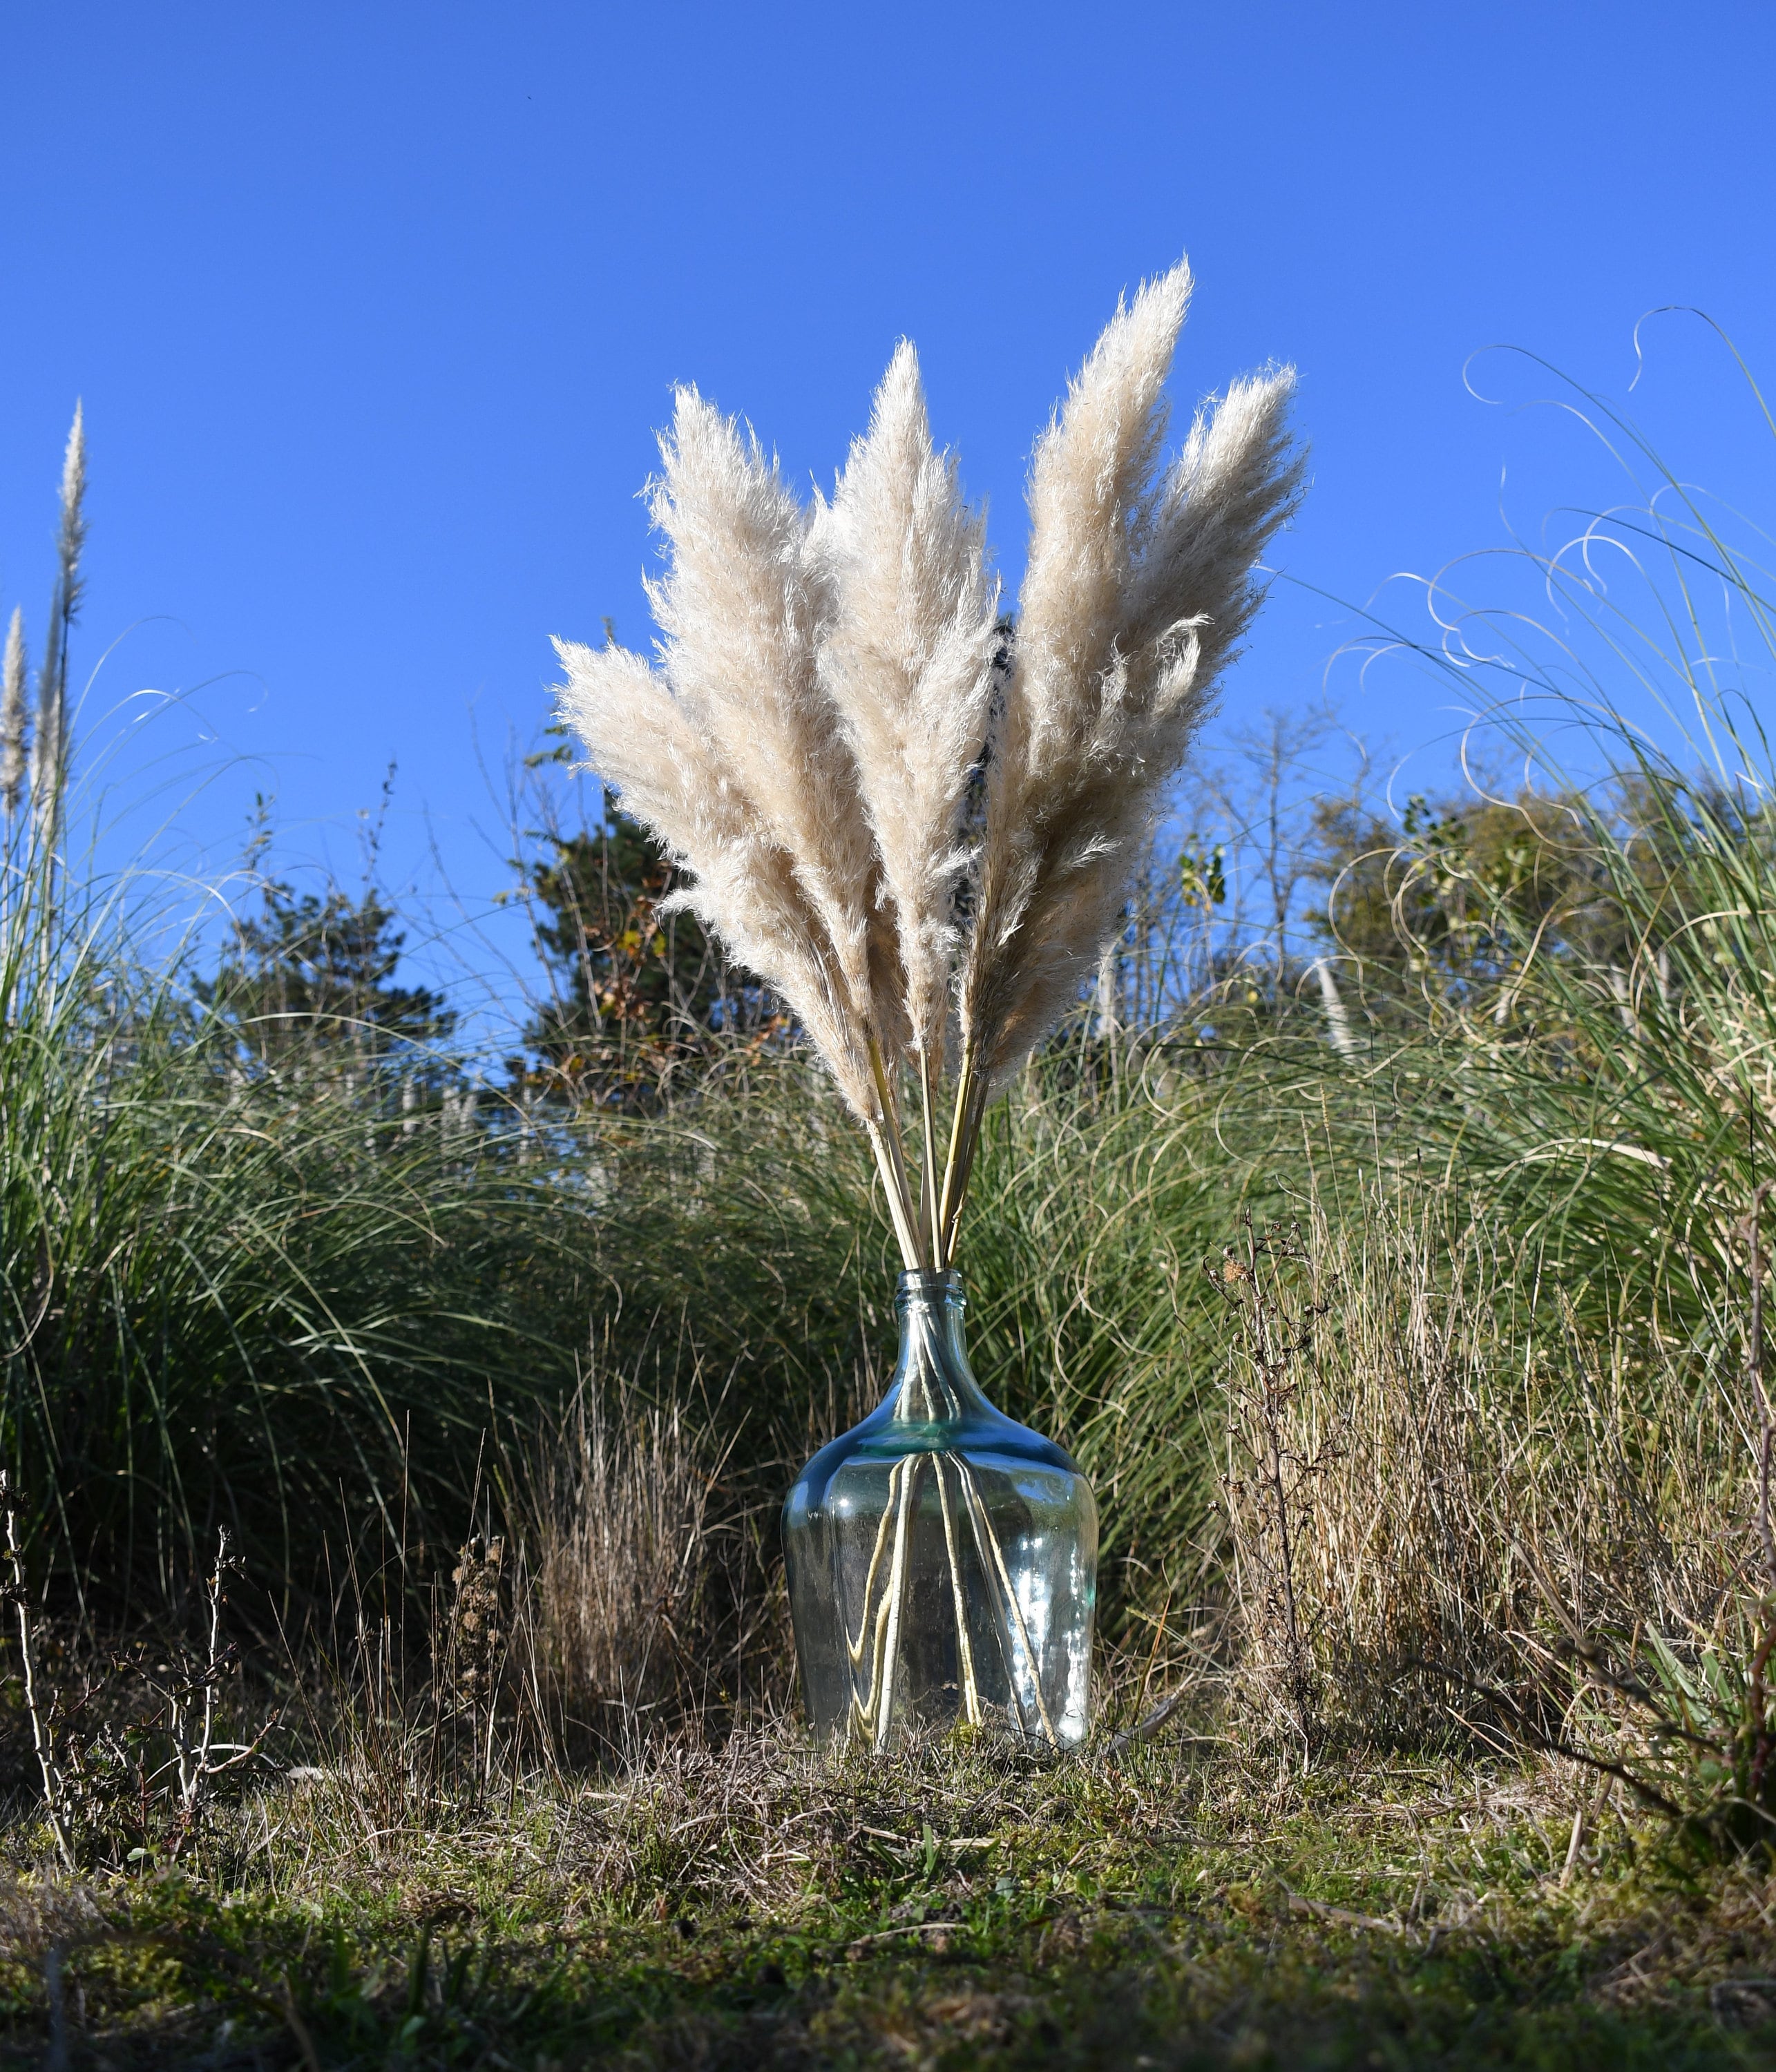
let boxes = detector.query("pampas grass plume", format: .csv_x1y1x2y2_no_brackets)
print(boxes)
32,403,88,836
1,608,26,821
962,263,1305,1090
552,637,882,1124
817,341,998,1062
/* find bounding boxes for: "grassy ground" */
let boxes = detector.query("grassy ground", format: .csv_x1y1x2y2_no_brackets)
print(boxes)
6,1730,1776,2069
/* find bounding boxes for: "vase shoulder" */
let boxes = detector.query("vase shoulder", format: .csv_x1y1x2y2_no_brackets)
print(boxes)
794,1399,1082,1480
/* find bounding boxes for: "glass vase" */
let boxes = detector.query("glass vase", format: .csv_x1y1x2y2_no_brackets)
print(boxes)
783,1269,1097,1749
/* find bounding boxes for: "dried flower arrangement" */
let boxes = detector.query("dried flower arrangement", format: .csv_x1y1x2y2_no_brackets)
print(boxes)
555,260,1302,1265
557,258,1303,1747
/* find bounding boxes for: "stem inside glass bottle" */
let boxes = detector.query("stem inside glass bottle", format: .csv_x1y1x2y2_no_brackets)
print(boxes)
844,1272,1060,1750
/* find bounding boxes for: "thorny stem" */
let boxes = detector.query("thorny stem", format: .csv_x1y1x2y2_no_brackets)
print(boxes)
2,1477,74,1871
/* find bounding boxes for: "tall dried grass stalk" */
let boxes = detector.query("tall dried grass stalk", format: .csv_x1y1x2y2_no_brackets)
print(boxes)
555,260,1302,1269
1221,1192,1743,1751
1,608,26,821
941,268,1304,1250
30,404,86,849
520,1376,718,1754
817,343,1000,1058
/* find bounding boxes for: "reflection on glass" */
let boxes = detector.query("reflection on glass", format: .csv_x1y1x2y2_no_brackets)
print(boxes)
783,1269,1097,1749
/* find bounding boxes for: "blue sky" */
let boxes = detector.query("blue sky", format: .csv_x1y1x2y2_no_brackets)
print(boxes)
2,1,1773,1023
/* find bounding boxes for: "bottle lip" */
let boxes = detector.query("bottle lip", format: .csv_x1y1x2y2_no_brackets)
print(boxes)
894,1267,964,1305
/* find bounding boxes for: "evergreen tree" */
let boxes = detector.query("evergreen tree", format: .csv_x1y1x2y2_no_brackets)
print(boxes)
200,876,455,1076
524,794,732,1109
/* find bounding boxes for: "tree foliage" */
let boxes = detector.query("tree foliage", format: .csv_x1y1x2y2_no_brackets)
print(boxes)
523,795,735,1109
198,876,455,1073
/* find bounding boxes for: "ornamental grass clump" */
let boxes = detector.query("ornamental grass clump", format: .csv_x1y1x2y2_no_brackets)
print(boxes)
555,260,1304,1265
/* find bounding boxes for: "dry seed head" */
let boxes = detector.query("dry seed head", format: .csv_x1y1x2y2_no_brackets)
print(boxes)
644,389,886,1042
450,1536,505,1703
963,262,1304,1087
553,635,881,1117
817,340,999,1059
1,608,26,817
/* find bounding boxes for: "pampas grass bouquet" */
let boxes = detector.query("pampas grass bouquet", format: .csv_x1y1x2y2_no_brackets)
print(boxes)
557,258,1304,1747
556,258,1303,1269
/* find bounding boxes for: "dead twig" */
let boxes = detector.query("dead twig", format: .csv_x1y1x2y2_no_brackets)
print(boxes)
1,1473,75,1870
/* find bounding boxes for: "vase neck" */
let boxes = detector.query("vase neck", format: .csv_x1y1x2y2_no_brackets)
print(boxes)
886,1269,994,1424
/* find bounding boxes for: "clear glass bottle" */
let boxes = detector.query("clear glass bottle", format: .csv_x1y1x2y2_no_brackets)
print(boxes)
783,1269,1097,1749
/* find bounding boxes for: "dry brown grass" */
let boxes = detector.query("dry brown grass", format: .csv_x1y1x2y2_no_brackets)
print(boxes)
513,1371,743,1757
1217,1188,1748,1763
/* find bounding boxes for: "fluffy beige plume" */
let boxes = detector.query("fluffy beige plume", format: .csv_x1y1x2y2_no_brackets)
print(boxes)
1,608,26,818
1122,368,1306,674
962,265,1304,1091
1017,263,1192,771
32,403,86,841
552,637,879,1120
642,388,891,1049
816,341,998,1059
959,263,1193,1075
